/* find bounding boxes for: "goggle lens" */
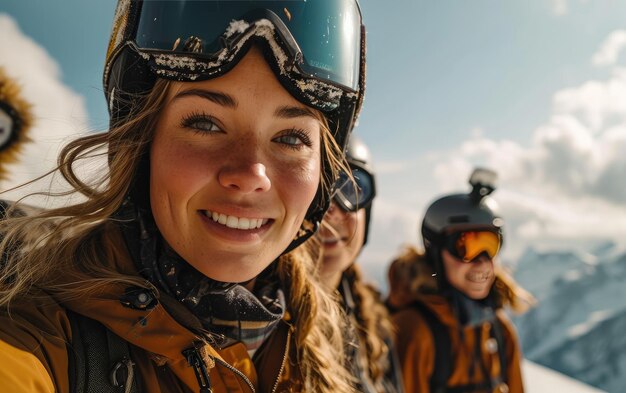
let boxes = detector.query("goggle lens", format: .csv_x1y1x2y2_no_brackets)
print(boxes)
447,231,501,263
333,168,374,212
135,0,362,90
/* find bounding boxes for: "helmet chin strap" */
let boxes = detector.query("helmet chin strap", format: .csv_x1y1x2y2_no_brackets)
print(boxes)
281,217,320,255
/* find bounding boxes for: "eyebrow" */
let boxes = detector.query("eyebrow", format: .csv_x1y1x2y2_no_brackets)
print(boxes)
274,105,318,120
172,89,318,120
173,89,237,108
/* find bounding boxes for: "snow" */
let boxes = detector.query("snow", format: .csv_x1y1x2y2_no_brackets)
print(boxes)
513,243,626,392
523,360,606,392
567,310,614,339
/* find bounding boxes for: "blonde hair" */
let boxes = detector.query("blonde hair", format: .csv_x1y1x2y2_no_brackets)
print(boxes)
387,245,535,314
344,263,394,392
0,79,356,392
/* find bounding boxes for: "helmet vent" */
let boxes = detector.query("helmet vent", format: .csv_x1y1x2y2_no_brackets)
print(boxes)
448,215,469,224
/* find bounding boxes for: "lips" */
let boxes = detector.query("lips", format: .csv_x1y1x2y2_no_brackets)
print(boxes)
201,210,269,230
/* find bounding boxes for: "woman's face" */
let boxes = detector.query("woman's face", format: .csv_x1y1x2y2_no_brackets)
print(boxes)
318,202,366,285
150,46,322,283
441,249,495,299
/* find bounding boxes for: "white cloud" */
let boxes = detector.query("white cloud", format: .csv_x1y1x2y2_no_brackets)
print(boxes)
360,29,626,286
592,30,626,67
552,70,626,131
553,0,569,16
0,14,90,205
423,33,626,258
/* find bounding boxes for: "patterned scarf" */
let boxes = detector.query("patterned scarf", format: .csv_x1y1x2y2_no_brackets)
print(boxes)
122,203,286,351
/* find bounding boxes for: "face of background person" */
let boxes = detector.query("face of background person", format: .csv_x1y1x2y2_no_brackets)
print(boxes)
441,248,495,299
318,201,366,287
150,46,322,283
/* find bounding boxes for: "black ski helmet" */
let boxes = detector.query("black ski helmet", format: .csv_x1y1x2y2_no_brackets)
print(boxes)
103,0,366,252
421,168,504,273
344,136,376,245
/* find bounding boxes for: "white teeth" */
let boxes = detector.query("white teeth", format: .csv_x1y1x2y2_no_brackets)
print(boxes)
218,214,227,225
226,216,238,228
239,218,250,230
468,272,491,283
204,211,267,231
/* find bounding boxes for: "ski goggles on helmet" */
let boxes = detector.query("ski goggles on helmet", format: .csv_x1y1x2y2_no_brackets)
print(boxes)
444,230,501,263
105,0,363,113
332,166,375,212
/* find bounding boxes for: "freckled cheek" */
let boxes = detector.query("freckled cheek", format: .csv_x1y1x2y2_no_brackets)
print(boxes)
275,156,320,216
150,139,217,202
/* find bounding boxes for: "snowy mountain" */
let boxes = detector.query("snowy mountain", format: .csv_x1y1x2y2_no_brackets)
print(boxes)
522,360,606,393
513,242,626,393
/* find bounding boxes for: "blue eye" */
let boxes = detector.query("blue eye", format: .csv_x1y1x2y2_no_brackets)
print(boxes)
274,129,313,149
276,135,302,146
180,112,222,133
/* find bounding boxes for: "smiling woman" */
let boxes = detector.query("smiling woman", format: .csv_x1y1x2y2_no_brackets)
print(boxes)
150,48,323,283
387,169,535,393
0,1,366,392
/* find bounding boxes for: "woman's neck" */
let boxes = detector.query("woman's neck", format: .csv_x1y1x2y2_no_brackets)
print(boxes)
319,270,343,291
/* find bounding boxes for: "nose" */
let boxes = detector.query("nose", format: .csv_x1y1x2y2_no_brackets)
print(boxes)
218,162,271,193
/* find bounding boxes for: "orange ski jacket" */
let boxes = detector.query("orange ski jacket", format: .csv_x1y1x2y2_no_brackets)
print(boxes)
392,294,523,393
0,223,301,393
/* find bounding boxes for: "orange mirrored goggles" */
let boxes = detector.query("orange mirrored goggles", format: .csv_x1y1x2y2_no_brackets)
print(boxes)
444,231,502,263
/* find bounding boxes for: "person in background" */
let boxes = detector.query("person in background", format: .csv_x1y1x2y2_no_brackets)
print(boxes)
0,66,32,181
0,1,367,392
318,136,404,393
388,168,535,393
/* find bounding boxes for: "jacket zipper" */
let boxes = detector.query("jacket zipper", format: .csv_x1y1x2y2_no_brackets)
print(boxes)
185,346,257,393
184,348,213,393
213,357,256,393
271,326,292,393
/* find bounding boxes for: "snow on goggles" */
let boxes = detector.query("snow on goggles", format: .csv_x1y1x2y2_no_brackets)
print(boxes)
444,231,501,263
132,0,362,93
332,167,375,212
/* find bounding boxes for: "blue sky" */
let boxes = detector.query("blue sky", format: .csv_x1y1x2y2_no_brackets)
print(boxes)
2,1,626,281
4,1,626,144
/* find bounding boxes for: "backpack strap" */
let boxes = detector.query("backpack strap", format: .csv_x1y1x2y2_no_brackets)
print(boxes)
491,317,508,385
66,309,139,393
411,301,509,393
411,301,452,393
467,318,509,391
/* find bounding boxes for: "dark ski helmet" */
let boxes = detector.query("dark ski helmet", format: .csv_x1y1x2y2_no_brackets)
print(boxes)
103,0,366,252
421,168,504,275
104,0,365,146
333,136,376,245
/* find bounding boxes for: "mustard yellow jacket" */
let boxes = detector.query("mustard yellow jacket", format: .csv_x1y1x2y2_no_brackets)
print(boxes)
0,224,300,393
392,294,524,393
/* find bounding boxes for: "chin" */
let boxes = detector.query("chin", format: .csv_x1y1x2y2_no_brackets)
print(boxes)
191,253,272,284
202,267,262,284
463,286,491,300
